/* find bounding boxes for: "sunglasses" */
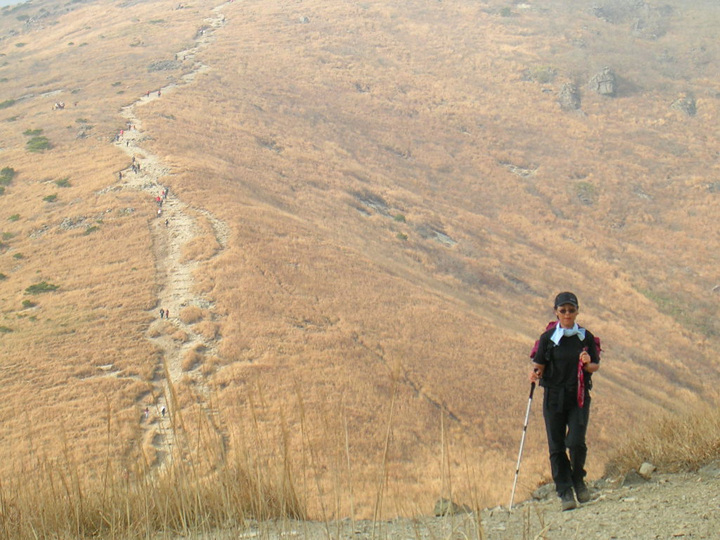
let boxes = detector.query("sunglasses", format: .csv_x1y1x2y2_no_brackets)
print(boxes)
557,307,577,314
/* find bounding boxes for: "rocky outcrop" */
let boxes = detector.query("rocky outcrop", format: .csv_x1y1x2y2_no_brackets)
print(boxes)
589,67,617,97
558,83,581,110
670,93,696,116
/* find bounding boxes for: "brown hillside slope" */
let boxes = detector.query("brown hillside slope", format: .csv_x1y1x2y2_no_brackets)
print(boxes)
0,0,718,520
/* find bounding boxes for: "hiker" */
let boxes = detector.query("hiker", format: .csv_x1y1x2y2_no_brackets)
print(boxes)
159,308,165,319
165,218,169,227
161,406,166,417
118,171,123,180
165,308,169,318
530,292,600,511
158,90,161,97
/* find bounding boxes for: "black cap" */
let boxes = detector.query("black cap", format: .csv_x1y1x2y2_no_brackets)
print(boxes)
554,292,579,309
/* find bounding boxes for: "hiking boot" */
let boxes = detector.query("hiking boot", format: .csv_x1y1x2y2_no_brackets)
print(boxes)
575,483,591,503
560,489,577,511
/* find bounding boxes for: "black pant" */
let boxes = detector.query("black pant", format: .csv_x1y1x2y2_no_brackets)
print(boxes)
542,387,591,496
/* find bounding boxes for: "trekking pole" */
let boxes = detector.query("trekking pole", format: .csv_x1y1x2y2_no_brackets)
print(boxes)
509,381,535,511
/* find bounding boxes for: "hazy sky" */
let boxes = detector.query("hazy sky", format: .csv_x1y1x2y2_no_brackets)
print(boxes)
0,0,27,7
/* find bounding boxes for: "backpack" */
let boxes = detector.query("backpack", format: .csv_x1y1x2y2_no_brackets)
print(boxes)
529,321,602,360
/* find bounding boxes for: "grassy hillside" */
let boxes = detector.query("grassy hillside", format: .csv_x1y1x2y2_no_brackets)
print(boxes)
0,0,718,529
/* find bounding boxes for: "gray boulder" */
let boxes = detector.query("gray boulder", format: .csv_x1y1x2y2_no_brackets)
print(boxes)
670,93,696,116
589,67,617,97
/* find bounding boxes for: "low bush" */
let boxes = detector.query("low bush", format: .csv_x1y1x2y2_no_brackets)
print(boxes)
0,99,15,109
43,194,57,202
22,299,36,308
8,214,20,221
0,326,12,333
25,281,59,294
0,166,16,185
55,177,71,188
23,128,43,136
27,136,52,152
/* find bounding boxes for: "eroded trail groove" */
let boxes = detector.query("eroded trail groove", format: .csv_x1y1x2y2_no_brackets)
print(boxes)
110,4,230,470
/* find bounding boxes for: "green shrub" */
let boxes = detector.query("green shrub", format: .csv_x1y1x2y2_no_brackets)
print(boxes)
2,232,14,240
13,253,23,259
0,273,7,280
396,232,408,241
8,214,20,221
500,7,513,17
0,326,12,333
22,299,36,308
25,281,59,294
23,128,43,136
55,177,71,188
0,99,15,109
15,43,26,48
43,194,57,202
394,214,406,223
0,166,16,185
111,81,122,87
5,116,19,122
27,136,51,152
0,186,4,195
84,225,100,235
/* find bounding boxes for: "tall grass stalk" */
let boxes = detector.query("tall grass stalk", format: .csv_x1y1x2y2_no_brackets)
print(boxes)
605,403,720,476
0,384,305,539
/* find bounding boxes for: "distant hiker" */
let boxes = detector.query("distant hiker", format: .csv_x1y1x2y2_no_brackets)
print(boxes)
144,407,149,419
146,90,150,97
156,196,162,205
119,171,123,180
132,156,136,164
158,90,161,97
530,292,600,511
161,406,166,417
157,208,162,218
159,308,165,319
165,308,169,318
126,140,129,147
165,218,169,227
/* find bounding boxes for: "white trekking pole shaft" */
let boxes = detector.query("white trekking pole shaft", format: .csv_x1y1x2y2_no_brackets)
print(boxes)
509,381,535,510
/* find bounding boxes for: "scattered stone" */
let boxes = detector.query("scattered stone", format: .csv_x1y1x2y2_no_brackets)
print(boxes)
638,462,656,480
698,460,720,479
623,470,648,486
532,483,556,500
558,82,581,110
433,497,472,516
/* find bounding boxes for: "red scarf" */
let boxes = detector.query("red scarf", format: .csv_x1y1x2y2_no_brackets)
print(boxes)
577,348,586,407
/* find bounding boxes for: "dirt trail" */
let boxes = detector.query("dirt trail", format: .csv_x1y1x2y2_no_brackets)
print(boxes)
109,3,230,470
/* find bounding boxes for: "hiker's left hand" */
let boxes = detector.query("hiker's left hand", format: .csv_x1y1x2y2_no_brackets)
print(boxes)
580,351,591,365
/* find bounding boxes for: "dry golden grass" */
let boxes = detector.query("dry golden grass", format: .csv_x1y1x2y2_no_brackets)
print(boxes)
179,305,205,324
0,399,304,540
605,401,720,477
1,0,719,534
181,345,204,372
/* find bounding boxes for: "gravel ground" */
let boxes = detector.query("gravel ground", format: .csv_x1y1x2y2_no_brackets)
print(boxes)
174,463,720,539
